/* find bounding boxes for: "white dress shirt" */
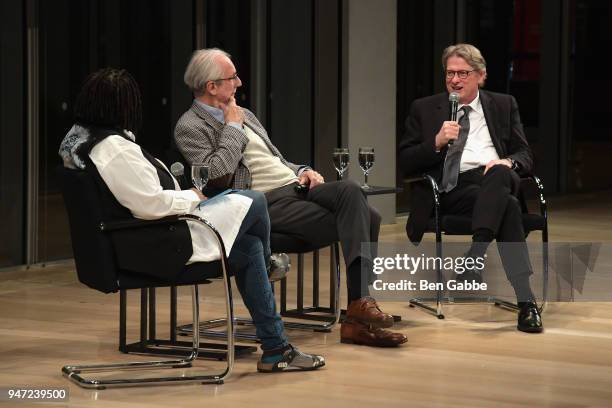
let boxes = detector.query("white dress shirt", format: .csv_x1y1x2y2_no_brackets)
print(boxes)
89,135,252,262
459,92,500,172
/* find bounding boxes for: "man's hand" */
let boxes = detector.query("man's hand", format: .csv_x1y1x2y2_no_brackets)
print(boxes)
299,170,325,189
190,187,207,201
221,96,244,125
483,159,512,175
435,121,461,150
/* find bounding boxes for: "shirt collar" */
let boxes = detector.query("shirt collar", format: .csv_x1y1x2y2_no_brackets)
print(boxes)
195,99,225,123
459,91,482,116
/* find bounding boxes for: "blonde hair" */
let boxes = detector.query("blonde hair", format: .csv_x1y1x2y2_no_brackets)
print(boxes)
442,43,487,87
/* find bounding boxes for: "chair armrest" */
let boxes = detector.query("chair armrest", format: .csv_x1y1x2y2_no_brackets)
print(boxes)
404,175,428,184
519,174,547,217
100,216,182,231
404,174,441,209
177,214,228,261
100,215,227,262
103,214,231,285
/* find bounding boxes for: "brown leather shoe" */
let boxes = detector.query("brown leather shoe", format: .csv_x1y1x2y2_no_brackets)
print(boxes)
346,296,394,328
340,319,407,347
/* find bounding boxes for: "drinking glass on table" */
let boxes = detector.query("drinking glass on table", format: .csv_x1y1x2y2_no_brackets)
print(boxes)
332,147,350,180
358,147,375,189
191,163,210,192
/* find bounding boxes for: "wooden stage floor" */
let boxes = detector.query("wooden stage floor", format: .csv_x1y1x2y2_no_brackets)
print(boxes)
1,190,611,407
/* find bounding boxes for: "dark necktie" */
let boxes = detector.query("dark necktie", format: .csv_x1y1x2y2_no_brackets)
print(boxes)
440,105,471,193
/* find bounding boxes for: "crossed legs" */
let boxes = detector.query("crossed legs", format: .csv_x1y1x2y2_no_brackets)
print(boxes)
440,165,535,301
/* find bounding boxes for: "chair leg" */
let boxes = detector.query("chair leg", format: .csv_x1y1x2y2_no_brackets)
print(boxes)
188,244,343,340
409,232,446,319
540,227,549,313
280,243,341,332
119,289,127,352
62,284,233,389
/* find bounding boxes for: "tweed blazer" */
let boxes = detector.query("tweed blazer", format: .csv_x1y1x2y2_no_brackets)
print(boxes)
398,90,534,243
174,101,303,189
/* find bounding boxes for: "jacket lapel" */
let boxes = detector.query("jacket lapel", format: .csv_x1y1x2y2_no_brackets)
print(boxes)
479,91,504,155
189,101,283,159
190,101,225,133
436,94,449,130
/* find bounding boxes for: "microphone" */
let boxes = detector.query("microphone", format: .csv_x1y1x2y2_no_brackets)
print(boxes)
448,92,460,145
170,162,189,190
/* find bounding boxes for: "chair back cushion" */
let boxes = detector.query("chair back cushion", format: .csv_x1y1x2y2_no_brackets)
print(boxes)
58,166,200,291
58,166,120,293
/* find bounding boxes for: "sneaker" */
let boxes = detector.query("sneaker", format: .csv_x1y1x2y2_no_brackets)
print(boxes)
268,253,291,281
257,345,325,373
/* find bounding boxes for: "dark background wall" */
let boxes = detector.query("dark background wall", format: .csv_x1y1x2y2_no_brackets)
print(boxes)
396,0,612,213
1,0,611,267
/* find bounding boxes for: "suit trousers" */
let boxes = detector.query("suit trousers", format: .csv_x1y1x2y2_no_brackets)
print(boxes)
265,180,381,268
440,165,533,284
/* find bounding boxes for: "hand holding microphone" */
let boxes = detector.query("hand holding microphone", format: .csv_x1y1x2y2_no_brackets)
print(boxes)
434,92,461,150
448,92,460,145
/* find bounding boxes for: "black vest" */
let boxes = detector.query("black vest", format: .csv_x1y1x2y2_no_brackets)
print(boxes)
84,129,193,283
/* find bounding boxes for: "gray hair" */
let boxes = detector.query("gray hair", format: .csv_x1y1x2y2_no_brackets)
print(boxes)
184,48,231,96
441,43,487,72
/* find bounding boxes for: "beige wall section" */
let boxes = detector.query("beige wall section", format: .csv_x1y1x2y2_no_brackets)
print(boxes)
342,0,397,224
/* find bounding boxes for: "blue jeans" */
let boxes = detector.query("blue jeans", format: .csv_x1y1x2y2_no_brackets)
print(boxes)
228,190,287,351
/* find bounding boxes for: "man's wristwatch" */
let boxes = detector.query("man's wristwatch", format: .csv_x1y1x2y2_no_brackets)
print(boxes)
507,158,518,170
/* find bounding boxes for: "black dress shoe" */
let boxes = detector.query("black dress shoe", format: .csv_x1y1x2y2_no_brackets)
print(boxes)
517,302,543,333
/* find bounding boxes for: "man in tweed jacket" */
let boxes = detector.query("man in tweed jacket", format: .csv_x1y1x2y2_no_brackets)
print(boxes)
174,48,407,348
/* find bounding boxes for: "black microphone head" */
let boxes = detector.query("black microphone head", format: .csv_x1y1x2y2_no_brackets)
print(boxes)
170,162,185,177
449,92,460,103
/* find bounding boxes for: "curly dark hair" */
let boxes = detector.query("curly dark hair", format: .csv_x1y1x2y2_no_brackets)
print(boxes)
74,68,142,133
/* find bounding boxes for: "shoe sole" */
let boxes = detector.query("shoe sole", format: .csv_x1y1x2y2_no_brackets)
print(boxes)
340,337,407,347
257,361,325,373
345,317,394,329
517,325,544,333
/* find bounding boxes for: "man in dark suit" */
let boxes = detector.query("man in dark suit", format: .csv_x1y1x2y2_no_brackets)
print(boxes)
174,48,407,347
398,43,543,333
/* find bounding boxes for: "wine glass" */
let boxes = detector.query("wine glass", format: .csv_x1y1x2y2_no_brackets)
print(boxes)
332,147,350,180
191,163,210,192
358,147,375,189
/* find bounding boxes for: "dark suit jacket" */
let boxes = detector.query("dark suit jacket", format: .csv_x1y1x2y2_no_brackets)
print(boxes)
398,90,534,244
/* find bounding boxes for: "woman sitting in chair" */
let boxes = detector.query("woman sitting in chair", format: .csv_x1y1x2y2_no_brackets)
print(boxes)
58,67,324,373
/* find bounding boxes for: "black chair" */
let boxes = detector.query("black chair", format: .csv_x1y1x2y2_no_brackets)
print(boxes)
58,166,252,389
405,174,548,319
272,234,342,332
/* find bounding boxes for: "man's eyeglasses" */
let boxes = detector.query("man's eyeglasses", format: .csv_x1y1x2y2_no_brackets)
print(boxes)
211,73,239,83
445,70,475,79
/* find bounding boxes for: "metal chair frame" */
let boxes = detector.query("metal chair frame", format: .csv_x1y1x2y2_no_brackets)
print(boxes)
176,242,342,341
62,215,239,389
406,174,549,319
